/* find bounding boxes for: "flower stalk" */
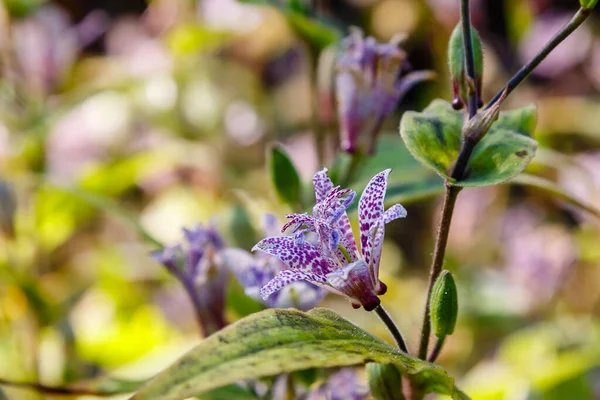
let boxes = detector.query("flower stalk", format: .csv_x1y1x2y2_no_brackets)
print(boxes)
374,305,408,353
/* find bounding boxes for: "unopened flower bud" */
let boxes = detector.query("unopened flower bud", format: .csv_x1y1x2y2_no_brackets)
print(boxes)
367,363,405,400
448,23,484,110
462,100,501,142
430,270,458,338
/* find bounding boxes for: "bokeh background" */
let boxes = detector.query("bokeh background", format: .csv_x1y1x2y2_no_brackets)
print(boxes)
1,0,600,398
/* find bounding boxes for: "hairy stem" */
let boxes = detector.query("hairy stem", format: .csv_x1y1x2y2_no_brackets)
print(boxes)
374,305,409,353
417,185,459,359
460,0,478,118
427,336,446,363
486,7,592,110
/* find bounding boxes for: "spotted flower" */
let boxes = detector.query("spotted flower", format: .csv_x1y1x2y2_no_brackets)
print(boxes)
253,169,406,311
336,28,435,155
221,214,327,311
152,224,227,337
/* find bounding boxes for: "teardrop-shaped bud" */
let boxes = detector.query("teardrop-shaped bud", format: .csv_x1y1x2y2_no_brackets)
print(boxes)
366,363,405,400
447,22,484,110
430,270,459,338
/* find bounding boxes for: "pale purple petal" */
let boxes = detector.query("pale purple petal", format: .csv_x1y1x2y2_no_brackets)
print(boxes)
313,168,335,203
383,204,407,224
262,213,280,238
358,169,391,264
337,213,359,262
260,270,328,300
253,236,335,275
326,259,380,311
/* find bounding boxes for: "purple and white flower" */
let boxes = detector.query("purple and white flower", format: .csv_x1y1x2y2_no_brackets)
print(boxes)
222,214,327,311
253,168,406,311
336,28,435,155
152,224,227,336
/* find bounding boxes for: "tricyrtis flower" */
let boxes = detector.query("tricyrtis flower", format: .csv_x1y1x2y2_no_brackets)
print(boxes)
253,169,406,311
306,368,369,400
152,224,227,336
222,214,327,311
336,28,435,155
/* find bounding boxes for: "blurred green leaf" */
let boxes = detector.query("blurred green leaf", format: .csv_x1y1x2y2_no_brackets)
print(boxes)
4,0,43,19
131,308,469,400
167,24,232,57
268,144,302,210
580,0,598,10
239,0,340,50
510,174,600,218
399,99,538,187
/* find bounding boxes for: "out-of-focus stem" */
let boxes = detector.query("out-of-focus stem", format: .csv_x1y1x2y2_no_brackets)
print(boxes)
427,336,446,363
486,7,592,110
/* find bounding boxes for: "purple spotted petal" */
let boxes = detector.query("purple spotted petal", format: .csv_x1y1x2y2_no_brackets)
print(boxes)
253,236,335,275
337,213,359,262
368,218,385,293
383,203,407,224
358,169,391,264
313,168,335,204
260,270,328,300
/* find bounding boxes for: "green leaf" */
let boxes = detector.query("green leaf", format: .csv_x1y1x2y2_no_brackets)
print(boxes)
268,144,303,209
509,174,600,218
399,99,538,187
580,0,598,10
131,308,469,400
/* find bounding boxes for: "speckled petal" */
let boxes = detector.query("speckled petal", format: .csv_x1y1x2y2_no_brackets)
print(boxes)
253,236,335,275
368,218,385,293
313,168,335,203
260,270,328,300
358,169,391,264
326,259,380,311
383,203,407,224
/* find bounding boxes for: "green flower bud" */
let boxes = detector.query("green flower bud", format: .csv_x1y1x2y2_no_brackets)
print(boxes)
367,363,405,400
580,0,598,10
430,270,458,338
448,22,484,110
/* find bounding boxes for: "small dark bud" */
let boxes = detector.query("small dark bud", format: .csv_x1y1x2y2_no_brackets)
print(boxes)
430,270,459,338
367,363,405,400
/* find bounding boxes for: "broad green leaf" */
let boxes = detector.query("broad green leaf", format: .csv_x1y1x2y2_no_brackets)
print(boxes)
131,308,469,400
399,99,538,187
268,144,303,209
489,104,537,137
198,384,259,400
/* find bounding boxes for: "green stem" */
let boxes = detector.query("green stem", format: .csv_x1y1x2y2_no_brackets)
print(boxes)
486,7,592,110
460,0,478,118
340,153,364,188
427,336,446,363
374,305,409,353
416,185,459,360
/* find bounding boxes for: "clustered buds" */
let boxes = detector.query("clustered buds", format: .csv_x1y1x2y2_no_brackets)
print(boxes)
335,28,434,155
430,270,458,338
448,22,484,110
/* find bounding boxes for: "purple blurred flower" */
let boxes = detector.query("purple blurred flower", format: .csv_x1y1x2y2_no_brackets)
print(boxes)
152,224,227,337
253,169,406,311
222,214,327,310
306,368,370,400
336,29,434,155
